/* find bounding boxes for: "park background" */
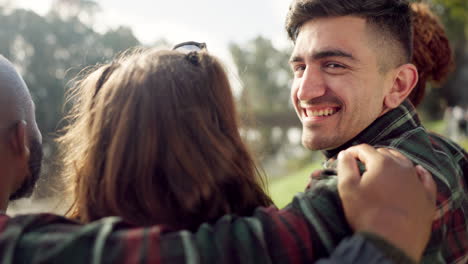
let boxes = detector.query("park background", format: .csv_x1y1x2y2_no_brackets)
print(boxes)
3,0,468,213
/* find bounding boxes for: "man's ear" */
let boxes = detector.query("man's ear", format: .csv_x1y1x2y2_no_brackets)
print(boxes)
384,64,418,109
9,121,30,160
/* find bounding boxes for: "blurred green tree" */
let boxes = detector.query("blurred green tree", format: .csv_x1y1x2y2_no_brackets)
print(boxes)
0,5,140,196
229,37,301,161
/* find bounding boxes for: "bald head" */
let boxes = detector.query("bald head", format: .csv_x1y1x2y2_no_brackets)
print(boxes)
0,55,42,202
0,56,38,136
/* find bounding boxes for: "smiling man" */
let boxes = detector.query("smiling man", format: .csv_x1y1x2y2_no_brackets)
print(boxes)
285,0,467,263
288,14,415,152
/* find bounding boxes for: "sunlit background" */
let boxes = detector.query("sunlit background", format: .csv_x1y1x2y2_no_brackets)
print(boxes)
3,0,467,213
14,0,291,59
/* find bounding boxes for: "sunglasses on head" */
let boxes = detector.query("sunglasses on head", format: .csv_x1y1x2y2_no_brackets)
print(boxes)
172,41,207,53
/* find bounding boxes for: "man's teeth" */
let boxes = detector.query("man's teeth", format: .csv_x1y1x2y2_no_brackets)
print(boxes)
306,108,337,117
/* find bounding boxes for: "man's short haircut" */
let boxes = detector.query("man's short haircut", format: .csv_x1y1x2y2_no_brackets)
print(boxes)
285,0,413,70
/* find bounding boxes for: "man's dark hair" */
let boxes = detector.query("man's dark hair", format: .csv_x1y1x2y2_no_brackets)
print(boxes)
285,0,413,69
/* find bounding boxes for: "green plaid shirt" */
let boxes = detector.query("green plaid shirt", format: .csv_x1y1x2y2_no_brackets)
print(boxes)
313,100,468,263
0,100,464,264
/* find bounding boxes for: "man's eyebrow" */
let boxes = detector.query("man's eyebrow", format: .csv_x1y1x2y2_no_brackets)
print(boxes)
289,49,357,64
312,49,357,61
289,55,303,64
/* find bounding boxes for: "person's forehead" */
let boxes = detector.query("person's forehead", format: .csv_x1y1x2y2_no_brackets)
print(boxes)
292,16,372,58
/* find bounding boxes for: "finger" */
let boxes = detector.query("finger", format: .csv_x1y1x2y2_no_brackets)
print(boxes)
337,150,361,190
344,144,380,168
386,149,409,161
386,149,413,166
415,165,437,205
376,148,413,168
376,148,392,157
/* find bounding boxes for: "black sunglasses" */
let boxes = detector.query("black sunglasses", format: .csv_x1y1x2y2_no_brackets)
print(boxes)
172,41,207,53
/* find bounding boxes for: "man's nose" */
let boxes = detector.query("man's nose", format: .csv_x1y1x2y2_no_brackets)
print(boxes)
296,66,326,101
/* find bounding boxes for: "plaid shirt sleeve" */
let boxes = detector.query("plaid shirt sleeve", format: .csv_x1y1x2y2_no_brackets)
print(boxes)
0,182,413,264
318,233,415,264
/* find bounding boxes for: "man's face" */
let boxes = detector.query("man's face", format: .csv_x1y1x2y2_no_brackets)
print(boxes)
289,16,394,151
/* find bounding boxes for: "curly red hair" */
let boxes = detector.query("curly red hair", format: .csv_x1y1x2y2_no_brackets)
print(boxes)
410,3,454,107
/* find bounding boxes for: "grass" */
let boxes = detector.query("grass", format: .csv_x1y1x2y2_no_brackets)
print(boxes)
424,119,468,149
460,138,468,150
267,162,321,208
423,120,445,134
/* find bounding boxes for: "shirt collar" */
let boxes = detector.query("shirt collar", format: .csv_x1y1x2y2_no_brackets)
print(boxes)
322,100,421,160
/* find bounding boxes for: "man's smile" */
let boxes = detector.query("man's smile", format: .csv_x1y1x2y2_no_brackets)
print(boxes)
299,104,342,123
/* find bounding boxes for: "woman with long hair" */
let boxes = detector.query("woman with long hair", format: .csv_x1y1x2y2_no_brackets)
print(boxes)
59,45,272,230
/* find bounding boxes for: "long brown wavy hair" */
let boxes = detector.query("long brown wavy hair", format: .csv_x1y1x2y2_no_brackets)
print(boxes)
58,48,272,230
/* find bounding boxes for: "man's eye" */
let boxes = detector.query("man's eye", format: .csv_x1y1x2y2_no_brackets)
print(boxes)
292,65,305,77
293,65,306,72
323,62,348,74
325,63,345,69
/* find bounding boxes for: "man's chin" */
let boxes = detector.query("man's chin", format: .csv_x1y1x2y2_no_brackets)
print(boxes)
302,137,326,151
302,135,340,151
